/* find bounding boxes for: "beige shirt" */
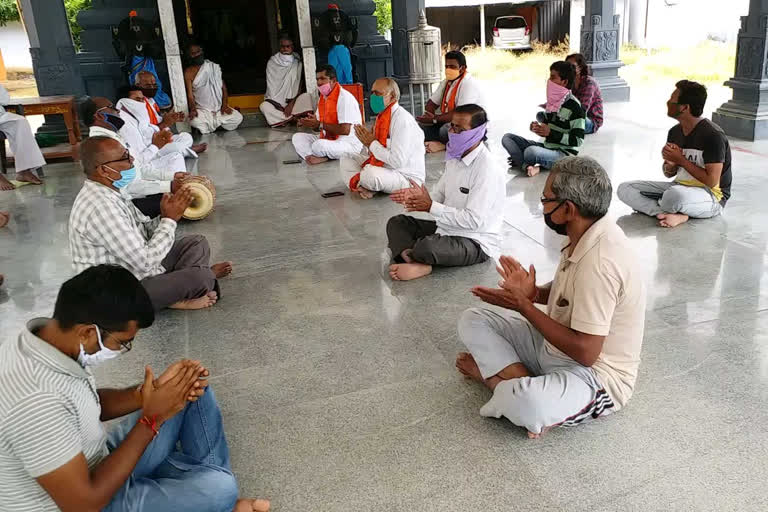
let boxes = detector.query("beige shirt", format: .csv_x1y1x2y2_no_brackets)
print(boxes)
546,216,646,410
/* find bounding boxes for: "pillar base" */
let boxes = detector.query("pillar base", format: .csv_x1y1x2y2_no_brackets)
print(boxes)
712,78,768,141
592,65,631,102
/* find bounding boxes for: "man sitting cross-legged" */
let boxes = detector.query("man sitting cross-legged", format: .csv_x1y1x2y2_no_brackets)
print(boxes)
0,264,269,512
456,157,646,439
386,104,505,281
68,137,232,311
260,33,317,128
344,77,425,199
292,64,363,165
617,80,732,228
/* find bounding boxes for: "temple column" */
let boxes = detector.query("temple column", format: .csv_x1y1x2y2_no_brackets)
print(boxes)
579,0,630,102
712,0,768,140
391,0,425,80
296,0,316,94
157,0,188,117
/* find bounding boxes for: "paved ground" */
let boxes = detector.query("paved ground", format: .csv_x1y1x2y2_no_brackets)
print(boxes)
1,88,767,511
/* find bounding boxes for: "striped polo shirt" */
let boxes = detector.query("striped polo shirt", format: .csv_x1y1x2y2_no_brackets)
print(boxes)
542,94,586,155
0,319,108,511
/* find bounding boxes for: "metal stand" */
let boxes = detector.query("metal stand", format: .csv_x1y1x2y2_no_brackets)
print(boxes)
407,82,436,115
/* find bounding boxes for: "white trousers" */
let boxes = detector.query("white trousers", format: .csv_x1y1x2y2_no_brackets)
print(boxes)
149,152,186,175
190,109,244,135
0,112,46,172
259,92,316,127
158,132,197,159
340,153,411,193
292,133,358,161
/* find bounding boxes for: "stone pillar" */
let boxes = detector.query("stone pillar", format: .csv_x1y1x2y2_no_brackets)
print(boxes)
580,0,630,102
296,0,317,94
392,0,425,79
18,0,86,143
157,0,188,117
712,0,768,140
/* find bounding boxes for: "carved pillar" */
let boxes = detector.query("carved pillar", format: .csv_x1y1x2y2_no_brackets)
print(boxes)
712,0,768,140
580,0,630,102
157,0,188,117
18,0,86,143
391,0,425,79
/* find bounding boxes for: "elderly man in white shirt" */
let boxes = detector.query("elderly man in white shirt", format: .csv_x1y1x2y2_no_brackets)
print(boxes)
292,64,363,165
416,50,487,154
260,34,317,127
387,104,506,281
342,77,425,199
0,84,45,190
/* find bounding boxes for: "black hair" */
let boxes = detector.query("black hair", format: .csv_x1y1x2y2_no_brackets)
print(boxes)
117,85,142,99
550,60,577,90
278,32,294,44
675,80,707,117
80,97,99,127
566,53,590,78
445,50,467,68
54,265,155,331
454,103,488,129
186,40,202,55
316,64,337,80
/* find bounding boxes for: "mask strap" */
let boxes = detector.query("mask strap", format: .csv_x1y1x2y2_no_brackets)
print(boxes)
93,324,106,350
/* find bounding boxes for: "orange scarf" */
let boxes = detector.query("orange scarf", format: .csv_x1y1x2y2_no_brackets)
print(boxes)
144,98,160,125
441,73,465,113
318,83,341,140
350,103,394,191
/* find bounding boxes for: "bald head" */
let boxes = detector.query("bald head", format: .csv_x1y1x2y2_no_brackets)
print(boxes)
135,71,155,87
81,137,126,178
372,77,400,107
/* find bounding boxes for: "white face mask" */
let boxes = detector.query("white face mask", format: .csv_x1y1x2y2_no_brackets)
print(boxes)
77,325,123,367
277,53,295,65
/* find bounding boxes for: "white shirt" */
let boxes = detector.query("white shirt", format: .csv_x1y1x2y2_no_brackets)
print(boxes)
317,86,363,151
429,143,506,259
368,103,425,184
429,74,487,115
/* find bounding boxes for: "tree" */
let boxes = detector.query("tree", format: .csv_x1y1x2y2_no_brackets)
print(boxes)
0,0,91,50
373,0,392,35
0,0,20,26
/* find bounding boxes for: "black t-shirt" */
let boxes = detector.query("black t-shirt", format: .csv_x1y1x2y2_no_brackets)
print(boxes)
667,119,732,206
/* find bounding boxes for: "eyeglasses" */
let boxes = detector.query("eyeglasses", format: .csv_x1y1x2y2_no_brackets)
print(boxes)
100,152,131,167
102,328,133,353
540,196,562,204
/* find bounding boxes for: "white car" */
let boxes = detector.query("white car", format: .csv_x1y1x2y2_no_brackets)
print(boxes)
492,15,532,51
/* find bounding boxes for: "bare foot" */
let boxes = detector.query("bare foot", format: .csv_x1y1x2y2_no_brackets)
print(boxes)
526,165,541,177
169,291,218,310
425,141,446,153
0,175,15,191
455,352,483,382
358,187,375,199
191,143,208,154
15,169,42,185
211,261,233,278
234,498,270,512
527,426,552,439
0,274,4,287
657,213,689,228
305,155,329,165
0,211,8,228
399,249,414,263
388,262,433,281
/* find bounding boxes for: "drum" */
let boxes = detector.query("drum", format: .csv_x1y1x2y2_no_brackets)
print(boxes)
181,176,216,221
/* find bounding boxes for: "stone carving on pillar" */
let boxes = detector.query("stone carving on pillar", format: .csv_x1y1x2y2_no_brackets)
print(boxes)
580,0,629,102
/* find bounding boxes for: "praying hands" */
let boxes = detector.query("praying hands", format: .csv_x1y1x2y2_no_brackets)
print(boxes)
530,121,551,137
354,124,376,147
391,180,432,212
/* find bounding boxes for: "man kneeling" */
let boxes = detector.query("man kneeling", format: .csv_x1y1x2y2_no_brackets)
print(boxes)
456,157,646,438
386,104,505,281
0,265,269,511
344,77,425,199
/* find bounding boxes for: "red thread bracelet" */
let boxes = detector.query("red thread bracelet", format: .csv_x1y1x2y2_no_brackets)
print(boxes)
138,415,159,437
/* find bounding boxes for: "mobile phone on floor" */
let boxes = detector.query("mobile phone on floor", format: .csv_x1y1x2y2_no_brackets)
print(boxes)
321,191,345,198
283,159,303,165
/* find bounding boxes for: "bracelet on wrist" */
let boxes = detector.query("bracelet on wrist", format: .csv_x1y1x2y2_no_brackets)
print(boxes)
138,415,159,437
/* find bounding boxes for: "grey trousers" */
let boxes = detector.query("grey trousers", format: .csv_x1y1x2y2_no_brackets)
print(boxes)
617,180,723,219
458,308,614,434
386,215,489,267
142,235,217,310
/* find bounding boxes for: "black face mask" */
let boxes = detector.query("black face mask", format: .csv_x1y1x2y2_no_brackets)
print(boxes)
191,55,205,67
101,112,125,132
140,87,158,99
544,201,568,236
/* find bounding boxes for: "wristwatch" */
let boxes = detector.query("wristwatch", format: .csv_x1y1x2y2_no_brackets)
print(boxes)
432,119,437,125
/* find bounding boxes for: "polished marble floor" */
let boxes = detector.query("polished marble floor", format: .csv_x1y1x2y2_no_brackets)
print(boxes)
2,90,768,511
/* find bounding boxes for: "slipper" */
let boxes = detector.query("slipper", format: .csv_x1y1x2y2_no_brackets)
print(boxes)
9,180,33,188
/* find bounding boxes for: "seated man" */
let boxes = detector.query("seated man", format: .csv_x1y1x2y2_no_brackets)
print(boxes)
0,83,45,191
386,104,505,281
68,137,233,311
259,34,317,127
502,61,586,177
0,264,270,512
617,80,731,228
134,71,204,155
416,51,486,154
292,64,363,165
82,97,188,218
344,77,425,199
456,156,646,439
184,43,244,134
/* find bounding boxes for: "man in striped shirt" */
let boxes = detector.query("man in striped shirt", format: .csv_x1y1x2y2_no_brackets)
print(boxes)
68,137,233,311
502,61,586,177
0,265,270,511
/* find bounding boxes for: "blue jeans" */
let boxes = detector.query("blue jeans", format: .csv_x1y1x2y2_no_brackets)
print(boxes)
501,133,567,170
104,388,239,512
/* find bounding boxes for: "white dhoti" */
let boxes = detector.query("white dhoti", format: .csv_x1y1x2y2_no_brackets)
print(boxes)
148,152,186,174
191,60,244,134
340,153,411,193
190,109,244,135
259,92,317,127
0,111,46,172
292,133,359,161
158,132,198,159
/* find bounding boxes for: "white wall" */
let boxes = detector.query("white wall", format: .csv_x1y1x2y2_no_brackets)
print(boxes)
0,21,32,69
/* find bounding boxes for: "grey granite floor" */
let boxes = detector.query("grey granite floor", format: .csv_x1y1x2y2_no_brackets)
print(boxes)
1,93,768,511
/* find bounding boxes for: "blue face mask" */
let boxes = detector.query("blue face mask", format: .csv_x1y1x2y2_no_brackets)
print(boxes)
370,93,387,114
107,166,137,189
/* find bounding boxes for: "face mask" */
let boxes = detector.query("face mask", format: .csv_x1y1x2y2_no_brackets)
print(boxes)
77,325,123,367
445,68,461,81
668,103,685,118
277,53,294,65
370,94,387,114
546,80,571,113
446,122,487,160
318,83,333,97
544,201,568,236
107,166,137,189
101,112,125,132
140,87,158,99
191,55,205,67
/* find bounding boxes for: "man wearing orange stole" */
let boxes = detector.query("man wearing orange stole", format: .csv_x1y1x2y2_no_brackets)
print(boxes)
292,65,363,165
345,78,425,199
